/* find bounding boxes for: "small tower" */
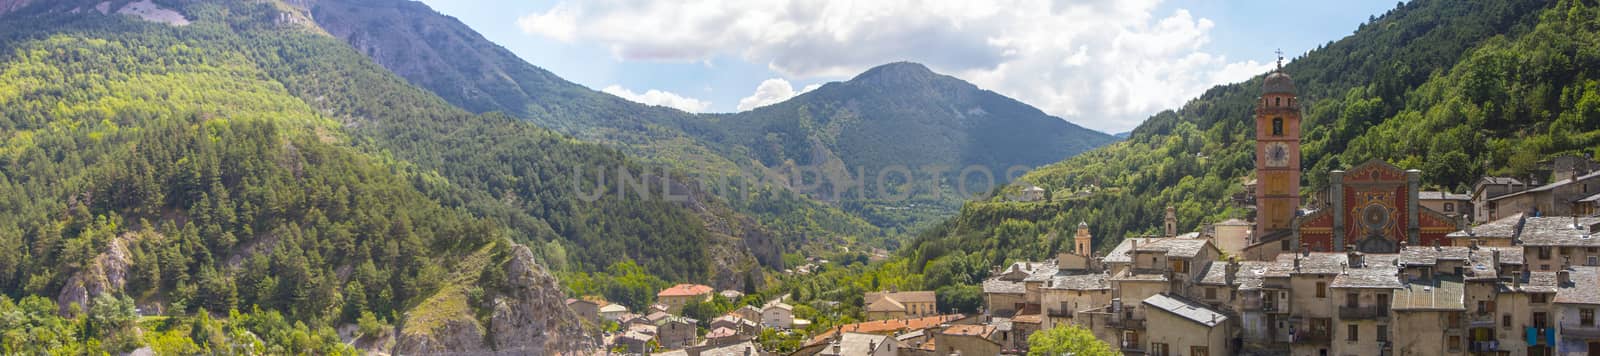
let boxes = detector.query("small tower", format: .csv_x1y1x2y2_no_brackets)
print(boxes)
1075,222,1094,256
1164,206,1178,237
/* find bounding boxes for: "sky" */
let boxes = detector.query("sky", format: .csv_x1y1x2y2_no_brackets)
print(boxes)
417,0,1402,133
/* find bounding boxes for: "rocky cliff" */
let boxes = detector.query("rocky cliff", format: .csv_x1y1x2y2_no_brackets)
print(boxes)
393,243,595,355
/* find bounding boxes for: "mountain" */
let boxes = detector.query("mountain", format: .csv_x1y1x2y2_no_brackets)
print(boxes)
903,0,1580,272
0,0,804,352
300,0,1115,234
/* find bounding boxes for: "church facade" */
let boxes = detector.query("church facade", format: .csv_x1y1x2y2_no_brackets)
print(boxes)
1294,160,1460,252
1243,62,1460,257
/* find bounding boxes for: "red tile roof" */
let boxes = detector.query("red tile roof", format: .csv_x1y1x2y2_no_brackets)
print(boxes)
657,283,714,297
805,314,968,346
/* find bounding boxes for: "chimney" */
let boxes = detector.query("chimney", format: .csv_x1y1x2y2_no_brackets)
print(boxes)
869,340,878,351
1470,238,1479,250
1294,255,1302,271
1226,257,1240,285
745,346,753,356
1347,251,1364,269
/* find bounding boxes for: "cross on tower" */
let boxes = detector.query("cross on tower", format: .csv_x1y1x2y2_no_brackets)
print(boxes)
1275,49,1284,70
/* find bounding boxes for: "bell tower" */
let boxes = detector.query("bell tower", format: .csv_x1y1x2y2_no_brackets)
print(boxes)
1075,222,1093,256
1255,52,1302,237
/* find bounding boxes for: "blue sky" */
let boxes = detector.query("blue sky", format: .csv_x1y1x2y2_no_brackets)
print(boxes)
418,0,1401,133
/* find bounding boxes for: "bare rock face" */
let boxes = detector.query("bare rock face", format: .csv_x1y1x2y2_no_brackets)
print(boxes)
0,0,31,15
57,233,137,315
392,244,595,355
485,244,595,354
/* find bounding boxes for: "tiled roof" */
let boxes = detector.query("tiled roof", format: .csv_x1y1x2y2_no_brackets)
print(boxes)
1392,275,1465,311
866,291,937,305
805,315,968,347
658,283,714,297
865,296,905,312
1012,314,1043,324
1556,267,1600,305
941,324,998,338
1143,294,1227,327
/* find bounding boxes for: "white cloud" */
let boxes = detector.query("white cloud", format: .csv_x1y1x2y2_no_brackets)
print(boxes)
519,0,1275,132
601,85,712,113
736,78,820,111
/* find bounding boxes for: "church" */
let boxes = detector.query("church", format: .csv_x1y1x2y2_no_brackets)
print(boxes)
1241,61,1460,259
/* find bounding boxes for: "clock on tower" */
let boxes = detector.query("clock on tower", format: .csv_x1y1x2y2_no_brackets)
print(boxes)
1255,55,1302,237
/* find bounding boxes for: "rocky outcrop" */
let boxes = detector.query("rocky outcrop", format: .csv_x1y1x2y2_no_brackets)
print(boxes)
57,232,139,315
0,0,30,15
392,244,595,355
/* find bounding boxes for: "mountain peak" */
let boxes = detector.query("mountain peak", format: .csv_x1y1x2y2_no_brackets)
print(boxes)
851,61,939,84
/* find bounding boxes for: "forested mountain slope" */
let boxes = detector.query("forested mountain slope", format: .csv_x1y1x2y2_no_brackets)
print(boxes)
905,0,1589,271
0,0,791,352
302,0,1115,234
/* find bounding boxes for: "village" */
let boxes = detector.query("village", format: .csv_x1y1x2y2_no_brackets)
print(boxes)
569,62,1600,356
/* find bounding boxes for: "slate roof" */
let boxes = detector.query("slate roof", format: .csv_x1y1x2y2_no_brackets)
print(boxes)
599,304,628,313
1234,261,1278,291
1196,261,1231,286
1330,255,1404,289
982,278,1026,294
1105,237,1215,264
1478,176,1524,186
820,333,892,356
1046,273,1112,290
1022,261,1062,282
1556,267,1600,305
1392,275,1465,311
1418,191,1471,201
1276,253,1350,275
1399,246,1472,266
1448,214,1524,239
1581,192,1600,203
1143,294,1227,327
697,341,762,356
1517,217,1600,247
1110,268,1169,282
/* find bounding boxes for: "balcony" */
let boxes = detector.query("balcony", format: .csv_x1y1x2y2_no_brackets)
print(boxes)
1339,305,1389,320
1469,340,1499,353
1564,324,1600,339
1107,318,1146,330
1047,308,1073,318
1291,331,1331,345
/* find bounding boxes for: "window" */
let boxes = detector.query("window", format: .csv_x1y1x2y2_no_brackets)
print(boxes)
1541,247,1553,259
1206,287,1217,300
1316,282,1327,298
1275,97,1282,106
1377,293,1390,308
1377,325,1388,342
1448,335,1462,352
1477,301,1496,314
1347,324,1359,341
1583,309,1595,326
1346,293,1360,308
1503,314,1511,327
1281,240,1290,251
1535,312,1549,328
1447,312,1460,326
1150,342,1169,356
1272,118,1284,136
1444,203,1455,212
1533,293,1548,303
1589,256,1598,266
1190,346,1210,356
